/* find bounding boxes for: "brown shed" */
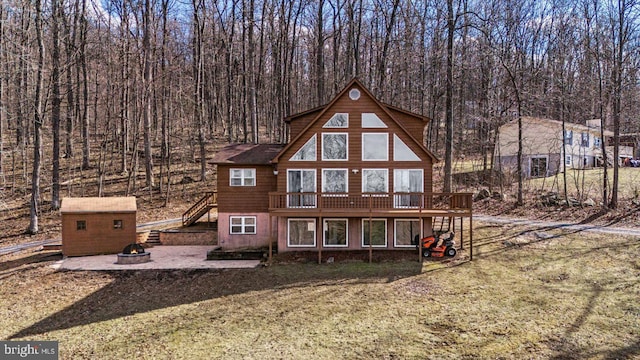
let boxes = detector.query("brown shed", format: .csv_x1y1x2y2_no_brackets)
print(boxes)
61,197,137,256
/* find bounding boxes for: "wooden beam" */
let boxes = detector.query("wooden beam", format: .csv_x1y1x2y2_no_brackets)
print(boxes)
318,217,322,264
268,215,273,263
460,216,464,250
470,214,473,261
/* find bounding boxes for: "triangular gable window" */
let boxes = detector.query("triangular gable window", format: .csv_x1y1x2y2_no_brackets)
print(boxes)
362,113,387,128
323,113,348,128
394,134,420,161
291,134,317,161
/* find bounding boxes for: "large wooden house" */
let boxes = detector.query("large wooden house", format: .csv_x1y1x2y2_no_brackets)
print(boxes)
204,79,472,258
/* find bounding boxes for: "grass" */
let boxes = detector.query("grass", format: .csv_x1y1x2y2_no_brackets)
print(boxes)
446,157,640,201
0,221,639,359
527,167,640,200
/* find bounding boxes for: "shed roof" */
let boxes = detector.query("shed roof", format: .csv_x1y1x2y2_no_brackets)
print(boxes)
211,144,286,165
60,197,137,213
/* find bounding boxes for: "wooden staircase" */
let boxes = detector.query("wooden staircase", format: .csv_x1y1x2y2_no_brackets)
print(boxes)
182,192,217,226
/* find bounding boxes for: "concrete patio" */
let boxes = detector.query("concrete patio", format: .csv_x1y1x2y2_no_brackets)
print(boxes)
51,245,261,271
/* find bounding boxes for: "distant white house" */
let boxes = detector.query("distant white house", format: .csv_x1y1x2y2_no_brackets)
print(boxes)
495,117,633,178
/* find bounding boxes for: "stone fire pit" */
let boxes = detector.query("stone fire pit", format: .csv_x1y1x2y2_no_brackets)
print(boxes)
116,243,151,264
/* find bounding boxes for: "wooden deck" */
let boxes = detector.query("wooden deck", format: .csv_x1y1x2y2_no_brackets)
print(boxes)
268,192,472,218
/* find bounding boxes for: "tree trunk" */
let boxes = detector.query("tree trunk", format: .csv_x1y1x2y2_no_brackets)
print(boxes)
0,0,4,184
51,0,62,210
443,0,454,193
142,0,155,189
29,0,45,234
80,0,90,169
315,0,324,105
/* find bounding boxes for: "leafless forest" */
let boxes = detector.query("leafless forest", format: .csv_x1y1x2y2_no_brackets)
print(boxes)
0,0,639,233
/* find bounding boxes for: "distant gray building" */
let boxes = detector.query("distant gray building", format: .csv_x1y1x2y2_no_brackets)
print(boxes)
495,118,632,178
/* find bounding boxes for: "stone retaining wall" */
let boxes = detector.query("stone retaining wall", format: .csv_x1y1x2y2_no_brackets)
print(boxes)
159,230,217,245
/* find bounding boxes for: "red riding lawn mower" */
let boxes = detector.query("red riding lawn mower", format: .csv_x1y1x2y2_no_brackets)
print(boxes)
417,218,457,258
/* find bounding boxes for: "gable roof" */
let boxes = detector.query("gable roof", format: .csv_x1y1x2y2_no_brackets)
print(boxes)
273,78,438,163
502,116,614,137
284,100,430,125
61,197,137,213
382,103,431,124
211,143,286,165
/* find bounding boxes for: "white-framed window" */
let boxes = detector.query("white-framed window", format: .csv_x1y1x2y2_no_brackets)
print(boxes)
322,169,348,194
230,216,256,234
230,168,256,186
288,219,316,247
565,155,572,166
394,219,421,247
594,137,602,148
322,133,348,161
581,132,589,147
564,130,573,145
394,134,420,161
362,133,388,161
323,113,349,128
530,156,548,177
323,219,348,247
362,219,387,247
362,113,386,128
287,169,317,208
291,135,317,161
394,169,423,208
349,89,361,101
362,169,388,193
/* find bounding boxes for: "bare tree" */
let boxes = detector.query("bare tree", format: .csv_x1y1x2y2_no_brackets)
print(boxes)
142,0,155,189
193,0,207,181
28,0,45,234
51,0,62,210
607,0,638,209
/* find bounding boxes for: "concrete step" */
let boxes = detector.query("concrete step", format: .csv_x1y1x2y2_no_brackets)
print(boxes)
146,230,161,244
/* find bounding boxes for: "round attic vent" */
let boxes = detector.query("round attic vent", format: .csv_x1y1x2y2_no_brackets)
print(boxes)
349,88,361,100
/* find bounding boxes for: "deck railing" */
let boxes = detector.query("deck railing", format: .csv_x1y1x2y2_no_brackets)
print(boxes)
268,192,472,213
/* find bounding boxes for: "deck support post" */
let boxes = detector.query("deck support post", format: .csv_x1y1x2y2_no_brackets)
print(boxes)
368,196,373,264
460,216,464,250
268,215,273,263
418,216,423,262
470,214,473,261
318,217,322,264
